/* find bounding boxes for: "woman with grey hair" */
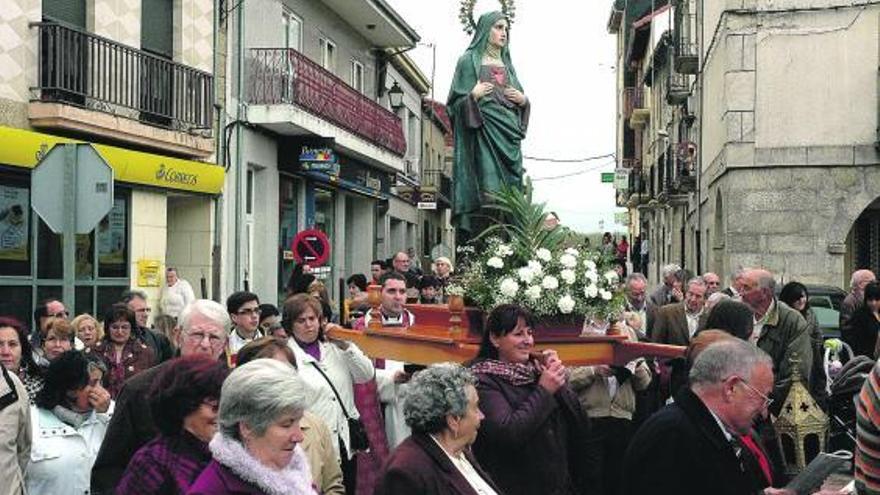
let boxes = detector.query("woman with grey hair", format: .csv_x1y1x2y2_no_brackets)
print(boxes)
188,359,317,495
375,363,502,495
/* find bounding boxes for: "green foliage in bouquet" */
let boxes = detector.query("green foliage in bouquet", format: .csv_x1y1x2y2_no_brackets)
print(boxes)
450,183,626,321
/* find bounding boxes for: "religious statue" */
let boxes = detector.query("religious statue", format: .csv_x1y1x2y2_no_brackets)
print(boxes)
447,6,530,244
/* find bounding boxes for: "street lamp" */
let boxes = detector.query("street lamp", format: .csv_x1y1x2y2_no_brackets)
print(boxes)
388,81,404,110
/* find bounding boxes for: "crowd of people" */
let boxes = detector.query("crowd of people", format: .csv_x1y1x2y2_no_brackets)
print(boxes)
1,252,878,495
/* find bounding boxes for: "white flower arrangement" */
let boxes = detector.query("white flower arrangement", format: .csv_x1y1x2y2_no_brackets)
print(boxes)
452,237,625,320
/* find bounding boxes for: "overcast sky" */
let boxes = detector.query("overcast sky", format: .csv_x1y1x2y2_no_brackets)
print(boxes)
385,0,626,234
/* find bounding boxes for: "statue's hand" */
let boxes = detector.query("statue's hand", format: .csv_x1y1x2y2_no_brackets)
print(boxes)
504,87,526,106
471,81,494,100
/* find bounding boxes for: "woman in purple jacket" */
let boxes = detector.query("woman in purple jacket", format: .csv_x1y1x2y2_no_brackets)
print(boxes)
187,358,317,495
116,355,228,494
469,304,600,495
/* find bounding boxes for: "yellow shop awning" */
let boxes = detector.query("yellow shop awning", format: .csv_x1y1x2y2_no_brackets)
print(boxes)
0,126,225,195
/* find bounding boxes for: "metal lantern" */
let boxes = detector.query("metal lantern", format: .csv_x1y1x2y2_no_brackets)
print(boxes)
774,356,829,477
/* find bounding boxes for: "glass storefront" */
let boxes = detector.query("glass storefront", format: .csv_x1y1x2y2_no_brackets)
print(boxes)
278,175,299,300
0,168,131,326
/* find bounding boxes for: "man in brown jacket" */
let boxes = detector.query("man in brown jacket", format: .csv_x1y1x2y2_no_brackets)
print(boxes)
652,277,708,346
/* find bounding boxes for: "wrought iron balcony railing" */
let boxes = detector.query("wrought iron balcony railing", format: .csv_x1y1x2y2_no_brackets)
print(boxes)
33,22,214,134
248,48,407,156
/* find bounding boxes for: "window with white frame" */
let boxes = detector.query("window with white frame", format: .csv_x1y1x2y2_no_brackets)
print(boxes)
320,38,336,73
350,60,364,93
283,9,302,51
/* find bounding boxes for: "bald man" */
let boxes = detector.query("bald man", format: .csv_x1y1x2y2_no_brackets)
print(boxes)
841,269,876,330
740,268,812,412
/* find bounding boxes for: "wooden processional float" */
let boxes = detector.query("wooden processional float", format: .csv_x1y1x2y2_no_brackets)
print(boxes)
330,286,686,366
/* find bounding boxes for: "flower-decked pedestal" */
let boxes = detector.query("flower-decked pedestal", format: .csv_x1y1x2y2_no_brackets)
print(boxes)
450,238,626,335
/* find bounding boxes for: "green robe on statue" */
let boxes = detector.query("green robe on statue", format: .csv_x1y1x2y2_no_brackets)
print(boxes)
447,11,530,242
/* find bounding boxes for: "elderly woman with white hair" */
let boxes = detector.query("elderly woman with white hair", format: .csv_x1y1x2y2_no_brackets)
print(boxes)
375,363,502,495
188,358,316,494
432,257,454,300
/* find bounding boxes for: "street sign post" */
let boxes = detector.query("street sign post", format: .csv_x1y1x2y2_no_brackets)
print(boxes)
31,143,114,308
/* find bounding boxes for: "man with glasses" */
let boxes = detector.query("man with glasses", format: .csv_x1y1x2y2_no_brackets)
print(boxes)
30,299,69,349
623,339,784,495
91,299,231,493
121,290,173,364
225,291,262,366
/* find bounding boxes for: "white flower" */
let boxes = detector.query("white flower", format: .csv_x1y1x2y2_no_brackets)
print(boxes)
517,266,536,284
499,278,520,298
527,260,543,277
487,257,504,269
557,295,576,314
559,253,577,269
525,285,542,300
584,284,599,299
560,269,576,285
604,270,619,285
495,244,514,258
564,247,580,257
600,289,613,301
541,275,559,290
585,270,599,283
536,248,552,262
583,259,597,271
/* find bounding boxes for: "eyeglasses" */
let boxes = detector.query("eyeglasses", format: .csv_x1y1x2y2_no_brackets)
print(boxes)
52,311,70,318
109,323,132,332
202,399,220,413
134,307,152,314
236,307,261,317
185,331,224,346
734,376,774,410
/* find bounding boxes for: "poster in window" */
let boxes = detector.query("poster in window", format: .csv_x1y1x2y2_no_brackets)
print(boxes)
98,198,126,266
0,185,29,261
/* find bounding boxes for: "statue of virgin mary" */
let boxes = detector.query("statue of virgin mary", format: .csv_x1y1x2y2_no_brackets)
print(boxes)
447,10,530,244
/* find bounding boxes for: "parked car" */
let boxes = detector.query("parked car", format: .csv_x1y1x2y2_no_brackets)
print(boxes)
776,284,847,339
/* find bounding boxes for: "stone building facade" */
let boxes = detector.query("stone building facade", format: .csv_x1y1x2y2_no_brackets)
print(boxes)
611,0,880,287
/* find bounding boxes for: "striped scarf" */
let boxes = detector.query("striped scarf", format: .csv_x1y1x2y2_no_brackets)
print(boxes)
470,359,540,386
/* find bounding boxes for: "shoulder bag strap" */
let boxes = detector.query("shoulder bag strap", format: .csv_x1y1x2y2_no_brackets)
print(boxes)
309,361,353,419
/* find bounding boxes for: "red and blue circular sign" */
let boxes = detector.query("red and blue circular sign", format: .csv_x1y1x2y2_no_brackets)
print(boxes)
291,229,331,266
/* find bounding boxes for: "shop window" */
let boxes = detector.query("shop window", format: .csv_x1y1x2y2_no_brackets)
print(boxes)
314,188,335,237
98,197,129,278
37,219,62,280
0,179,31,277
0,285,32,328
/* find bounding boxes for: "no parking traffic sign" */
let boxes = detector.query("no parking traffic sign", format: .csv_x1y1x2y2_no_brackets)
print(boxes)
291,229,331,266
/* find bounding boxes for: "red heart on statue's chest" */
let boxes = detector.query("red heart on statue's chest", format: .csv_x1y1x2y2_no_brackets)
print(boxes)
490,67,506,86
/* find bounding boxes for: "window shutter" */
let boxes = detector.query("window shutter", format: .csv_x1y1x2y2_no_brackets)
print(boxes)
43,0,86,28
141,0,173,58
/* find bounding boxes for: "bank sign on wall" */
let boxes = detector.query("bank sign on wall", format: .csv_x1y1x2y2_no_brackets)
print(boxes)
0,126,225,195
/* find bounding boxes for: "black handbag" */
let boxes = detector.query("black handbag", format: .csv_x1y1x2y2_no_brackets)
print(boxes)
310,362,370,453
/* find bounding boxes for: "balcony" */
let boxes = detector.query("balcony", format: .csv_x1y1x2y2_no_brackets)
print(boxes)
626,168,648,207
667,71,690,105
624,87,650,128
420,169,452,208
673,141,697,193
674,1,699,74
30,22,214,158
247,48,407,172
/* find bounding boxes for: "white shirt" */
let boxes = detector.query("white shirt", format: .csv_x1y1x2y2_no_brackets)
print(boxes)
429,435,499,495
159,279,196,318
288,339,374,460
376,360,412,449
26,403,114,495
686,310,702,339
227,327,263,358
750,300,775,344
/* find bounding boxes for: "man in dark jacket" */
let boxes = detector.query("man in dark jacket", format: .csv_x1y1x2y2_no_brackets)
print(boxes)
90,299,230,493
623,339,775,495
122,290,174,363
740,269,812,412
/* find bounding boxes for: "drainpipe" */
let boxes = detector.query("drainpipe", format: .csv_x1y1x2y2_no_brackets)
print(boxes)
696,0,704,273
212,0,225,301
233,0,246,291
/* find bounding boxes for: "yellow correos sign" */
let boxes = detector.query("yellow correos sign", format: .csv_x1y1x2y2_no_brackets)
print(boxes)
0,126,225,194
